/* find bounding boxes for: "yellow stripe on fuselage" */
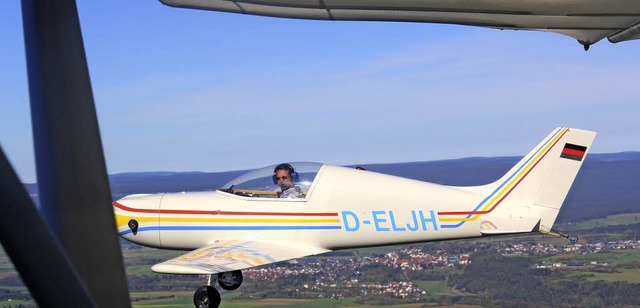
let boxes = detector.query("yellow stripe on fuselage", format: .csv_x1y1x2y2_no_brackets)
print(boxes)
114,214,339,228
439,217,478,222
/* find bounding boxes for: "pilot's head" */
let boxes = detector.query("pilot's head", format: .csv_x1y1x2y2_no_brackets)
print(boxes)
273,163,295,190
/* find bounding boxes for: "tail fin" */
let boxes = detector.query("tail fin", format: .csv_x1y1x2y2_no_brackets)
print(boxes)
480,127,596,233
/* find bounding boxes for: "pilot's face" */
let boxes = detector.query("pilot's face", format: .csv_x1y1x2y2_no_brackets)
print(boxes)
275,169,294,190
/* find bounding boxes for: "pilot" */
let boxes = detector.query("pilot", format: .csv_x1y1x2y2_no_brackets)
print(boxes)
273,163,304,199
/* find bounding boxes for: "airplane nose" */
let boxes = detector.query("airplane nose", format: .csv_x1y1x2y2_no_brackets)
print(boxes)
113,193,163,248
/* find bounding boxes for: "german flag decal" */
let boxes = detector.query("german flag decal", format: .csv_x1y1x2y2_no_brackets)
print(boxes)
561,143,587,161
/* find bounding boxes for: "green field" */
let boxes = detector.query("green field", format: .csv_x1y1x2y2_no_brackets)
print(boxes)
607,213,640,225
133,296,482,308
0,299,34,308
575,213,640,230
562,267,640,283
544,249,639,267
413,280,449,294
132,296,420,308
542,248,640,285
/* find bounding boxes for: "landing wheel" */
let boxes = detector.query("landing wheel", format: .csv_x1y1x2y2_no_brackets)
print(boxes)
569,236,579,244
193,285,221,308
218,270,243,291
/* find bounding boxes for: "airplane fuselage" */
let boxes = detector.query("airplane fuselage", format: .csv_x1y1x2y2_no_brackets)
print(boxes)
115,165,489,251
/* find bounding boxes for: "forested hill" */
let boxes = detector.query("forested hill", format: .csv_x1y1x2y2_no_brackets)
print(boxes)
23,152,640,222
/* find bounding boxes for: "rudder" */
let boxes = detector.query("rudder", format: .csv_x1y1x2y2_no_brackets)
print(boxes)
531,128,596,231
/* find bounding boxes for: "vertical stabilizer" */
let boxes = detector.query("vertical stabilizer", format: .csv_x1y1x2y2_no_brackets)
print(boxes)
480,127,596,232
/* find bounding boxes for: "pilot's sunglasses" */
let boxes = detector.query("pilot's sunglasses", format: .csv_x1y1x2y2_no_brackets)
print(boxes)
275,176,289,180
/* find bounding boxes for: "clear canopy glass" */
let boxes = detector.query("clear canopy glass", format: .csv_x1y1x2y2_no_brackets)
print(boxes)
218,162,323,198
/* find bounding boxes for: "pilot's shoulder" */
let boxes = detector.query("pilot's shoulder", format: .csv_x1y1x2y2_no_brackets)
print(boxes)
282,186,304,198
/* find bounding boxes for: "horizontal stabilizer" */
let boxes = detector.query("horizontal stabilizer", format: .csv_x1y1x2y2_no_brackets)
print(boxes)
479,217,540,235
151,239,330,274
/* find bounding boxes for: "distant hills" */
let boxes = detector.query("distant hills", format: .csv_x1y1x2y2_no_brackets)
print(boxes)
24,152,640,223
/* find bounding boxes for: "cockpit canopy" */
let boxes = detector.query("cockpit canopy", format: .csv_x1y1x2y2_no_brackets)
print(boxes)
218,162,323,198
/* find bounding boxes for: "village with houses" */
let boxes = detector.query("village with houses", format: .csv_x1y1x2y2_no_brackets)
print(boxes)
238,238,640,301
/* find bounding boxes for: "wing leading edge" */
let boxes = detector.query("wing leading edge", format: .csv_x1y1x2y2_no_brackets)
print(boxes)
151,239,331,274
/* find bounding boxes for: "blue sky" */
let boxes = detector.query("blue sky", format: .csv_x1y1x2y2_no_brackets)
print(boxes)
1,1,639,183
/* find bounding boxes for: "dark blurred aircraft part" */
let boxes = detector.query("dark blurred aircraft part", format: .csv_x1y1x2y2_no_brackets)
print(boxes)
21,0,131,306
160,0,640,46
0,147,96,307
608,20,640,43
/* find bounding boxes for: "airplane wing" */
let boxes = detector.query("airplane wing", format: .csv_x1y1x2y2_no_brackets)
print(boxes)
161,0,640,47
151,239,331,274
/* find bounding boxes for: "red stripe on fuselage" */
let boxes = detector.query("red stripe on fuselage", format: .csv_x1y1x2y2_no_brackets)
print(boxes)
113,201,339,216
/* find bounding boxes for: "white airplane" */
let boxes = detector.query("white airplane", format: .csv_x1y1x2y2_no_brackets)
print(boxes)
114,127,595,307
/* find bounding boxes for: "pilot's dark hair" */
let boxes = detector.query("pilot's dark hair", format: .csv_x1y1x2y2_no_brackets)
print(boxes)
274,163,295,175
272,163,299,184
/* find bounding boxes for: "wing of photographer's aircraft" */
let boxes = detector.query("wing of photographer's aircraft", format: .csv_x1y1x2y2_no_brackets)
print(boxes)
161,0,640,48
151,239,330,274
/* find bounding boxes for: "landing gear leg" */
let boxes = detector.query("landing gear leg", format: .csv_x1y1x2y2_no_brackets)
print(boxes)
193,274,221,308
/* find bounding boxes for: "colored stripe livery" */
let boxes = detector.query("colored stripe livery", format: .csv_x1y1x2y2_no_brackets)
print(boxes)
437,127,572,228
114,201,342,236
